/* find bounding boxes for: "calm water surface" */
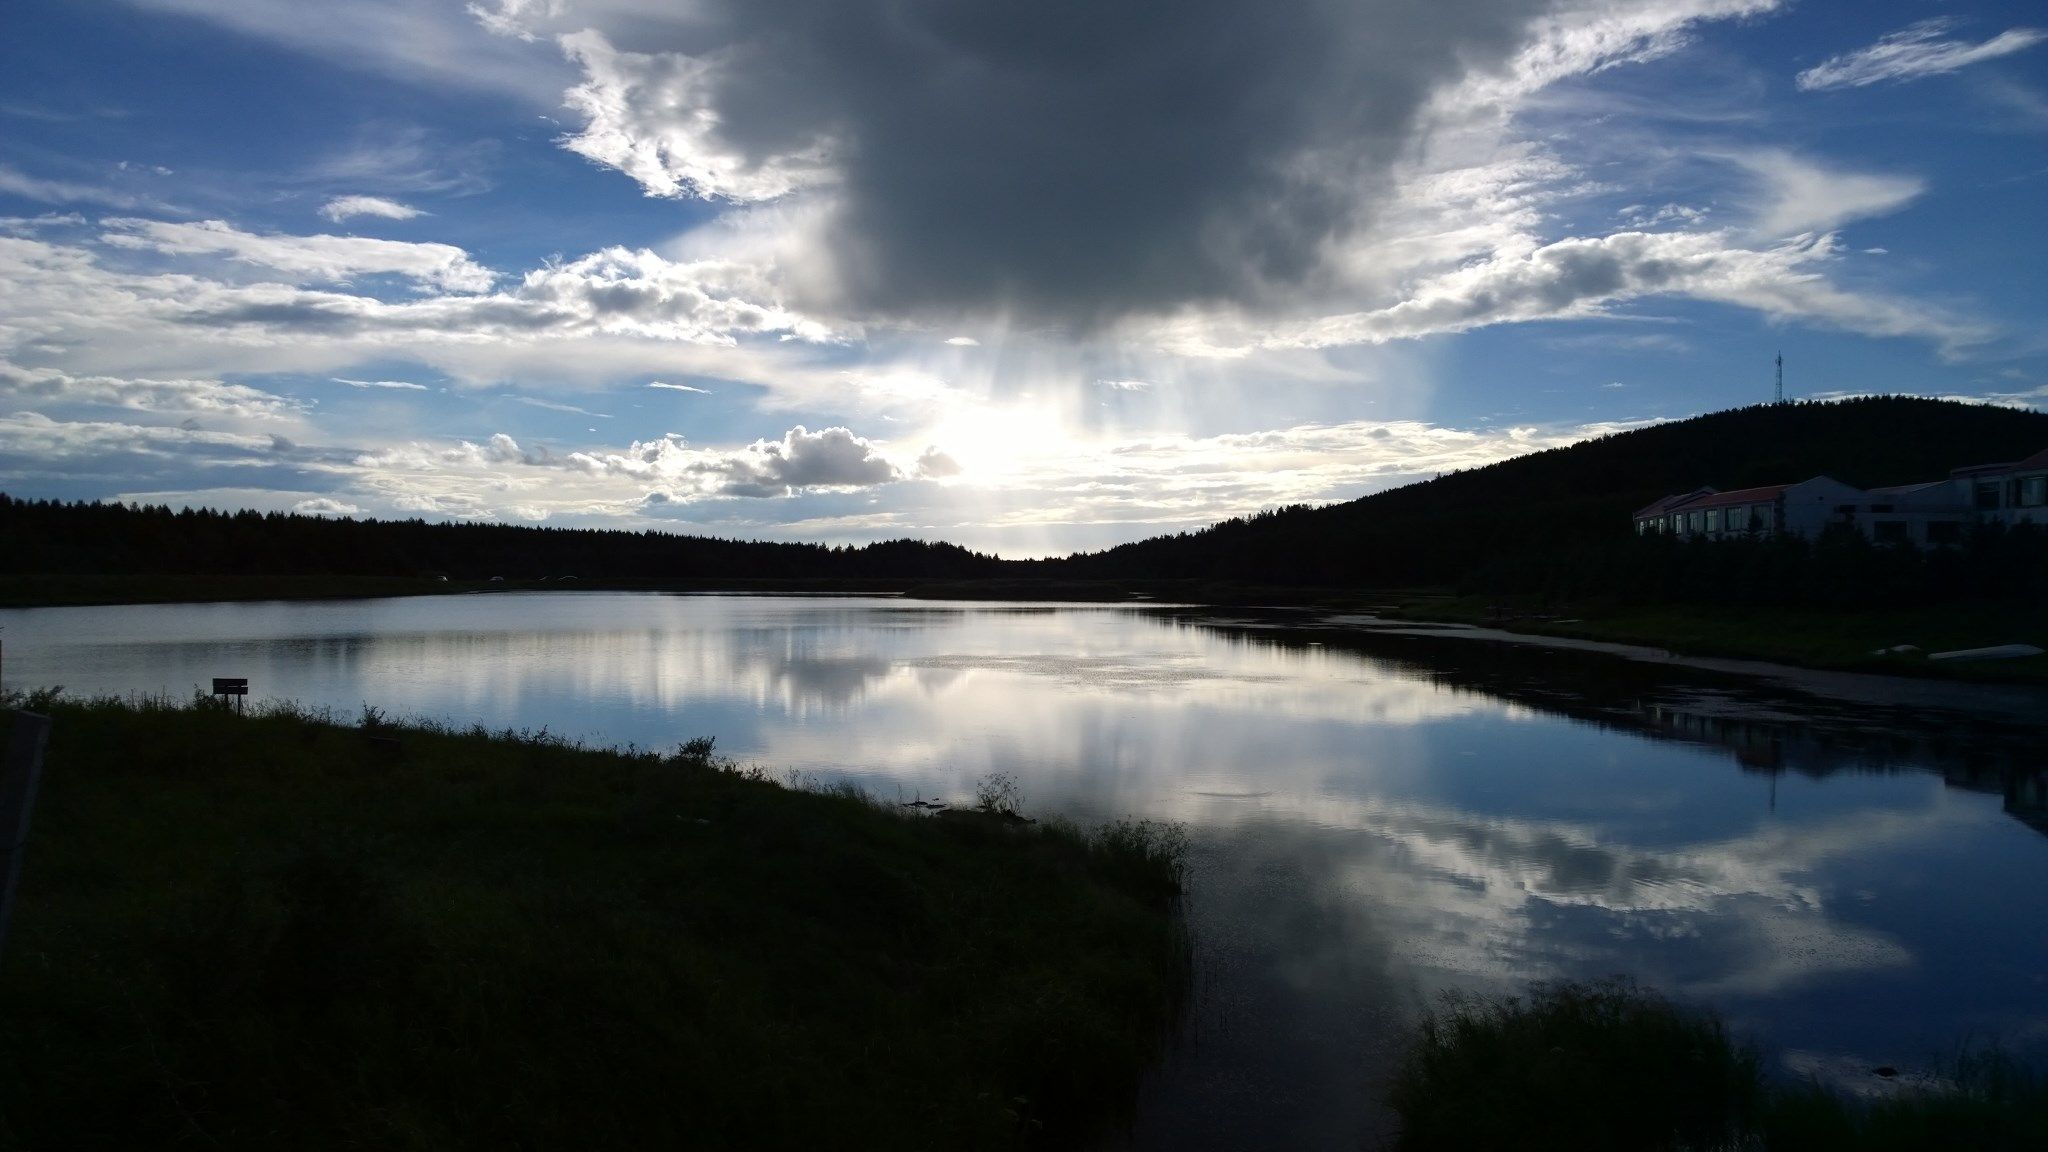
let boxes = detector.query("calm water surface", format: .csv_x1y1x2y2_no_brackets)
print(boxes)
4,592,2046,1148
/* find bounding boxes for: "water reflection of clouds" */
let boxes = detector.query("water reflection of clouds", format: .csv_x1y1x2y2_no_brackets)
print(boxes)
1183,789,1960,999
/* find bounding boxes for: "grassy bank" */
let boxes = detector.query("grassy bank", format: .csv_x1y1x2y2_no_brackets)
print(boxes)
1389,980,2048,1151
1384,594,2048,683
0,696,1188,1150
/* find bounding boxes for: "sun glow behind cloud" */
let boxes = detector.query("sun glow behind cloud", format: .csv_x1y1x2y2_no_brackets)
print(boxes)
0,1,2040,548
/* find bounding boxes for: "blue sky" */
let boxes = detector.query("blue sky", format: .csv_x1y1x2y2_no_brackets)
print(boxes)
2,1,2043,556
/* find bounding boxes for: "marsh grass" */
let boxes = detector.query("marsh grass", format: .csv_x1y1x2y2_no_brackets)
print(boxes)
1762,1044,2048,1152
1389,979,1762,1152
1388,979,2048,1152
0,694,1188,1151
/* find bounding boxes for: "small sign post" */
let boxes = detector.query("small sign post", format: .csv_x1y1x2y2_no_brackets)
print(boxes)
1,710,52,959
213,677,248,714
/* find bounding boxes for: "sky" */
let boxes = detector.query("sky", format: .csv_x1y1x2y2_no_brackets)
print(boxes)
2,1,2044,557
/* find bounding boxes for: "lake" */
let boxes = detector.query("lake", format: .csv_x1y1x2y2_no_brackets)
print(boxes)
4,592,2045,1148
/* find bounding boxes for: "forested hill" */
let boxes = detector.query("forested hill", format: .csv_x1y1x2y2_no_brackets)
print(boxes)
1046,397,2048,588
0,496,1004,582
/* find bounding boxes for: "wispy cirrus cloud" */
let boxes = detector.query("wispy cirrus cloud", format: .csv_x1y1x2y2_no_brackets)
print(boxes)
515,395,610,418
1174,231,1986,358
0,164,154,210
1726,150,1924,238
99,218,496,292
334,377,429,391
0,361,302,420
1798,19,2047,91
122,0,570,101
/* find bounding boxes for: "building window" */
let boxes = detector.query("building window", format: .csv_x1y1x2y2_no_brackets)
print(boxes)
1688,511,1702,533
1705,508,1721,533
1873,521,1909,544
1975,481,2003,511
1753,506,1774,532
2020,475,2047,508
1927,520,1961,545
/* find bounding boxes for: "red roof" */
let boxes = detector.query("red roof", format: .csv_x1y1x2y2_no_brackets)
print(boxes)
1632,489,1711,519
2018,447,2048,471
1674,484,1791,511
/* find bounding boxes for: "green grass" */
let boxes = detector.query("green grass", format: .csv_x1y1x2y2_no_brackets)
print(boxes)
1388,980,2048,1152
1385,595,2048,683
0,695,1188,1151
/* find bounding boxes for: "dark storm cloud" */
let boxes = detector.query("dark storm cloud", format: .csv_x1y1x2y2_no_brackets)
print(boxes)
574,0,1555,324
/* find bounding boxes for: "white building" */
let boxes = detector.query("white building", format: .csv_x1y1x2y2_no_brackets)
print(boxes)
1633,476,1872,541
1628,452,2048,547
1949,448,2048,529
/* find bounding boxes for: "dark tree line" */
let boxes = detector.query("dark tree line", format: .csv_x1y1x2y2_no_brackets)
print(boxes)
1474,522,2048,609
0,495,1008,581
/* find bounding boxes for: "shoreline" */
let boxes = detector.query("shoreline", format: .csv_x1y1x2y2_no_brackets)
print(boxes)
5,573,2044,687
1310,613,2048,719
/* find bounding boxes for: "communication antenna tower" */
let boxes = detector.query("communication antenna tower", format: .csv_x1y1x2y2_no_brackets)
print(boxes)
1774,352,1783,405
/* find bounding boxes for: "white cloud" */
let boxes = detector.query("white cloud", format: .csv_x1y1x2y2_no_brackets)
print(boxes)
0,361,302,420
555,426,909,498
647,381,711,394
702,426,903,496
1255,231,1985,355
292,497,361,516
305,125,499,196
466,0,561,42
0,233,834,385
516,395,609,418
0,164,151,209
509,247,834,342
943,336,979,347
1446,0,1782,111
100,218,496,292
1728,150,1923,239
0,409,285,465
557,30,835,204
0,212,89,235
1097,379,1152,392
122,0,570,102
914,446,962,479
334,377,428,390
1798,19,2047,91
319,195,425,223
348,422,920,523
